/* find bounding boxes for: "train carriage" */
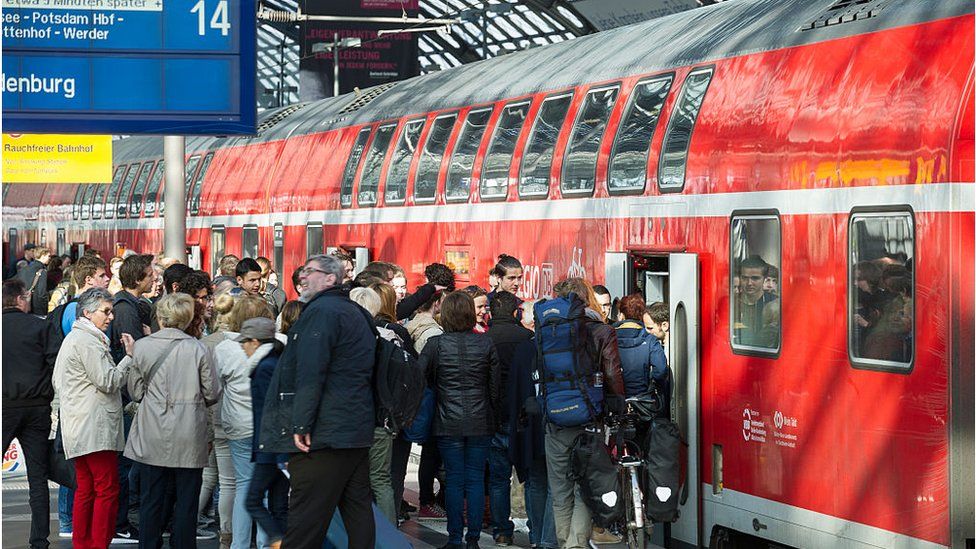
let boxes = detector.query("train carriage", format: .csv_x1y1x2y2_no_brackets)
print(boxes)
3,0,973,547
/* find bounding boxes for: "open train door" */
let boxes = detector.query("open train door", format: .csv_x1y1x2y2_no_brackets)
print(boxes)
667,253,701,548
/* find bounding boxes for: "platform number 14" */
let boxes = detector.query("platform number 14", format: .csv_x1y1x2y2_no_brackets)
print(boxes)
191,0,231,36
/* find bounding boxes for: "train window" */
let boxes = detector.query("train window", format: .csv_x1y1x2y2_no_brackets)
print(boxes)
519,92,573,198
242,224,259,259
730,213,781,356
130,161,154,218
145,160,165,217
73,185,86,220
385,119,426,205
114,163,141,218
306,223,324,258
189,152,213,216
98,166,125,220
183,155,201,200
357,124,397,207
341,128,372,208
446,108,492,202
415,113,457,203
210,225,225,275
481,101,531,200
563,85,620,196
609,75,674,193
659,67,713,192
849,211,914,371
80,185,94,220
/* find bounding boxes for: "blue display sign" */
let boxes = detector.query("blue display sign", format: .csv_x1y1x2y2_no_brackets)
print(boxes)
1,0,256,135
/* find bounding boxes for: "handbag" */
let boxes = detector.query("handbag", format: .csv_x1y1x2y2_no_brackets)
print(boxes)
48,420,75,489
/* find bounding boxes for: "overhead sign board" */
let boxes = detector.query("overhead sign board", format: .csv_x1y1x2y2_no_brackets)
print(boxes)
2,134,112,183
1,0,257,135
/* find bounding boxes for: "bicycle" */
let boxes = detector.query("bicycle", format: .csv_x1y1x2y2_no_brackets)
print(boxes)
606,410,652,549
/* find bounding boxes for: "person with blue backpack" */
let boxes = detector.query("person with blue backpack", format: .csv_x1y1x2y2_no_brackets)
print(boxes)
535,278,625,549
613,294,671,405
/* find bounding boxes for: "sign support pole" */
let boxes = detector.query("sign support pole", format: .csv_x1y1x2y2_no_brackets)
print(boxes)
163,136,187,263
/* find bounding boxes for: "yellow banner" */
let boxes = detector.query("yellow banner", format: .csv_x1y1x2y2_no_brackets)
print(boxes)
2,134,112,184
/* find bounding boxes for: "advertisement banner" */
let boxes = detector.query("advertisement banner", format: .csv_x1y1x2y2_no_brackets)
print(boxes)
2,133,112,183
299,0,419,101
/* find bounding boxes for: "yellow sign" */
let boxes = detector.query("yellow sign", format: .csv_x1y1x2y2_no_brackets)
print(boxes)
2,134,112,184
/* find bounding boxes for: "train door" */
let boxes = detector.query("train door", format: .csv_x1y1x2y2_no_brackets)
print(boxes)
668,253,701,548
605,250,701,547
56,228,65,256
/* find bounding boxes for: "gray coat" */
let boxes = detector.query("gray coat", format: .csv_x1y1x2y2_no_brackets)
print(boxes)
124,329,221,469
53,318,132,459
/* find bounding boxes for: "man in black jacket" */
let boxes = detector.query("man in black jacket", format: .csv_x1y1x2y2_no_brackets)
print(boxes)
16,245,51,315
107,253,155,542
271,254,377,549
486,291,533,546
2,278,58,549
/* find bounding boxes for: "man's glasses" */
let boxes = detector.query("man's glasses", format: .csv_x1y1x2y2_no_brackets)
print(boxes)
301,266,329,276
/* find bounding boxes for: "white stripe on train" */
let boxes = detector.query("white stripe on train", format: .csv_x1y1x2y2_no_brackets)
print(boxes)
18,182,976,231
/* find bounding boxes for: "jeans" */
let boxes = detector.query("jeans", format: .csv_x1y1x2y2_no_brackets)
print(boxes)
138,464,203,549
488,429,514,538
3,405,52,548
59,486,74,532
368,427,396,524
525,459,557,549
228,437,269,549
117,412,135,531
214,438,235,535
73,451,120,549
545,424,591,549
244,463,288,543
437,435,491,545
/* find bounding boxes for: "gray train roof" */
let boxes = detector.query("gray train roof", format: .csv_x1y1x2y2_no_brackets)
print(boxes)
115,0,972,161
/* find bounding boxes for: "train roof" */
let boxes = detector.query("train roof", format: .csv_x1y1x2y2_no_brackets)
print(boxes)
114,0,973,163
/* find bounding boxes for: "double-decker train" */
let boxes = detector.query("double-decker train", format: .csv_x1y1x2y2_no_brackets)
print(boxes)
3,0,973,547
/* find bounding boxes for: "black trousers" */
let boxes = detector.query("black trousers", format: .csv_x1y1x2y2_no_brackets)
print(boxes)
245,462,289,542
2,405,52,549
391,437,412,512
138,464,202,549
418,441,442,505
284,447,375,549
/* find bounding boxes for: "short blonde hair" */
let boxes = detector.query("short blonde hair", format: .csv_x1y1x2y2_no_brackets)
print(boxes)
227,294,273,332
155,293,195,331
350,287,381,317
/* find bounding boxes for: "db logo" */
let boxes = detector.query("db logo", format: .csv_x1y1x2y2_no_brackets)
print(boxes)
774,411,784,429
742,409,752,441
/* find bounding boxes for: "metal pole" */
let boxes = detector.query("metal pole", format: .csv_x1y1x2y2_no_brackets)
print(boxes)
333,32,340,97
163,135,186,263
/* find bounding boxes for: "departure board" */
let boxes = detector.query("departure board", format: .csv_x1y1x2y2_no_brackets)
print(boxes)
1,0,257,135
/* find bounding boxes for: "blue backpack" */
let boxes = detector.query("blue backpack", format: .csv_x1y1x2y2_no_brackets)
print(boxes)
534,293,603,427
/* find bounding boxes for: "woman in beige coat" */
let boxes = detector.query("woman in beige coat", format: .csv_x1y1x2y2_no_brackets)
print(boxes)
53,287,135,549
124,293,221,549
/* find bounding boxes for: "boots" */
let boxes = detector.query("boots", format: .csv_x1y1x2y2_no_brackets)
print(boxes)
219,533,232,549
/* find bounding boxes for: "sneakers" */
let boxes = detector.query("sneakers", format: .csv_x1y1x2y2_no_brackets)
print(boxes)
113,526,139,544
590,526,622,545
493,534,513,546
402,500,418,512
419,503,448,520
197,528,217,540
197,514,216,528
58,531,73,539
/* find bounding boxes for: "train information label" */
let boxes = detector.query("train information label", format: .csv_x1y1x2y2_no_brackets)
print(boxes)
1,0,256,135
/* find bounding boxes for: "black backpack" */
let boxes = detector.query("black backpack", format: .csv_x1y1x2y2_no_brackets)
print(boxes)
357,308,427,432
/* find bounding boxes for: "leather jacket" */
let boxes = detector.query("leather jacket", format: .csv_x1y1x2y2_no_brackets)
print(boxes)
422,332,501,437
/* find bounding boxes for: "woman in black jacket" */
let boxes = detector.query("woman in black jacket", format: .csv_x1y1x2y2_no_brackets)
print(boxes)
421,291,500,549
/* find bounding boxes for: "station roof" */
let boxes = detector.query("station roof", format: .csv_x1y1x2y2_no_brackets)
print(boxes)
254,0,724,108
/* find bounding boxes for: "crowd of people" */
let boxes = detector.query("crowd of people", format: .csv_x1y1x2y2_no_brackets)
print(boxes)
3,245,675,549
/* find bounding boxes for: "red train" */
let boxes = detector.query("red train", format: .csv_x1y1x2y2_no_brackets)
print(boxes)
3,0,973,547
